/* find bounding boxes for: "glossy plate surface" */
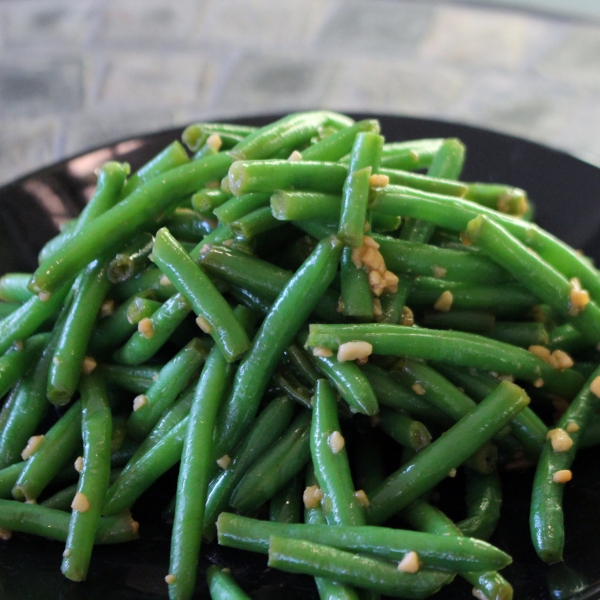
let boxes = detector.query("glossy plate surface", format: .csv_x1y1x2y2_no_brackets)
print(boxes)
1,114,600,600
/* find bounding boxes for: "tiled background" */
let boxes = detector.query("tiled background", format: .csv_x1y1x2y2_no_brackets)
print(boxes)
2,0,600,184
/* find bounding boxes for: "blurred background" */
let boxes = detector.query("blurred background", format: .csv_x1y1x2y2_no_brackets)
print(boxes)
2,0,600,184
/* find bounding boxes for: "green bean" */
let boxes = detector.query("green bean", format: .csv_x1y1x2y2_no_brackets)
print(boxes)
466,214,600,345
401,500,513,600
270,473,303,524
370,185,600,304
229,411,312,513
0,334,59,470
231,206,280,239
29,152,232,296
464,182,529,216
214,192,270,224
378,168,468,198
113,292,192,365
372,233,510,284
206,565,252,600
379,139,444,170
13,400,82,502
272,368,313,409
421,309,495,333
267,535,452,599
89,295,162,355
183,123,256,152
230,111,353,161
127,337,208,441
306,323,583,398
62,373,112,581
339,132,384,248
0,273,34,303
99,363,161,394
339,247,373,320
271,190,342,222
408,277,537,317
360,363,451,427
284,342,320,387
168,339,235,600
228,160,348,197
48,258,112,405
433,363,548,458
112,266,177,301
107,232,154,283
212,235,342,461
41,469,122,511
39,162,130,264
0,281,71,356
400,138,465,244
151,227,250,362
486,321,549,348
0,302,20,319
379,407,431,451
0,462,25,498
378,274,412,325
458,470,502,541
365,381,530,524
203,395,295,539
302,119,380,162
0,499,139,544
103,416,187,516
217,512,512,572
120,141,189,199
531,364,600,563
163,209,213,244
192,187,231,215
312,379,366,526
0,333,48,400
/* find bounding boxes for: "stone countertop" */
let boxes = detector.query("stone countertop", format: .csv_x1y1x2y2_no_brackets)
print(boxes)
2,0,600,184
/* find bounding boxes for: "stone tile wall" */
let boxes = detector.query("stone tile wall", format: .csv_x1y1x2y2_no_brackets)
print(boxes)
1,0,599,183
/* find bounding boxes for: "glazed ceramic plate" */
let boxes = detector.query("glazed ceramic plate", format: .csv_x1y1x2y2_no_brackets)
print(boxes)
1,114,600,600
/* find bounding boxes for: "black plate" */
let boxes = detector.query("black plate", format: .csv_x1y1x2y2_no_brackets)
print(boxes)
1,114,600,600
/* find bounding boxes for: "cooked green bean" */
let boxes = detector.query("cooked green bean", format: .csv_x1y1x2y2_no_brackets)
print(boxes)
401,500,513,600
99,363,161,394
466,214,600,345
272,368,313,409
0,499,139,544
214,192,270,224
229,411,312,514
203,395,295,540
400,138,465,244
271,190,342,222
0,273,34,303
228,160,348,197
206,565,252,600
29,152,232,296
307,323,583,398
531,364,600,563
230,111,353,161
379,407,431,451
270,473,303,524
151,227,250,362
168,338,235,600
62,372,112,581
113,292,192,365
365,381,530,524
458,470,502,541
231,206,280,239
378,168,467,198
13,400,82,502
127,337,208,441
312,379,366,526
39,161,130,264
217,512,512,572
379,139,444,170
268,535,452,598
212,235,342,461
48,258,112,405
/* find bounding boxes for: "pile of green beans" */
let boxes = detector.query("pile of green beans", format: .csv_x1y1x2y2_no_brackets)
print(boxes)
1,110,599,600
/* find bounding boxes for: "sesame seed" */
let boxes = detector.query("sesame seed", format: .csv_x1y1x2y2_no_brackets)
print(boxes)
74,456,84,473
159,275,171,286
566,422,579,433
287,150,303,161
133,394,148,412
165,574,176,585
196,316,212,333
553,469,572,483
206,133,222,151
412,383,426,396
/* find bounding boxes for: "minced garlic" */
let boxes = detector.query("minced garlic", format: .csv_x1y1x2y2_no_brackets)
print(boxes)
312,346,333,358
74,456,84,473
569,278,590,316
590,375,600,398
547,428,573,452
303,485,323,509
196,316,212,333
71,492,90,513
216,455,231,469
411,383,425,396
369,174,389,188
138,318,154,339
287,150,302,161
433,290,453,312
354,489,370,507
553,469,572,483
81,356,97,374
21,435,44,460
398,551,420,573
328,431,345,454
337,341,373,363
133,394,148,412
